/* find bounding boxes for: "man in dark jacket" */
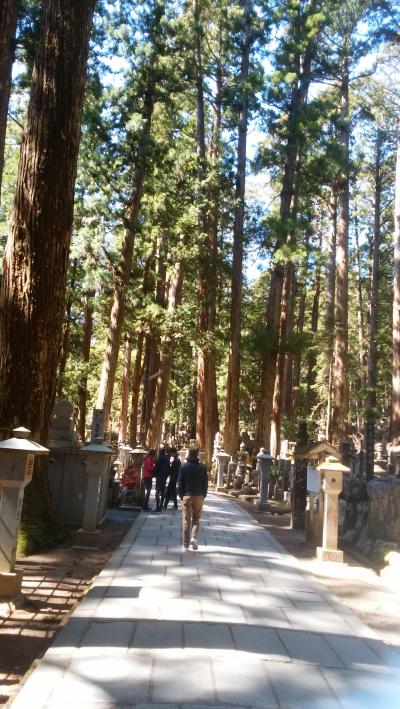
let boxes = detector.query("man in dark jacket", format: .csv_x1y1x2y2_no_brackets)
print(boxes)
163,447,181,510
178,446,208,550
153,446,170,513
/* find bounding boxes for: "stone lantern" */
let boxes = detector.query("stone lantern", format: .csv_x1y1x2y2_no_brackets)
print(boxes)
215,449,231,491
316,456,350,562
255,448,273,511
130,445,147,498
130,445,147,469
0,427,49,603
119,443,133,469
74,437,113,548
112,456,124,480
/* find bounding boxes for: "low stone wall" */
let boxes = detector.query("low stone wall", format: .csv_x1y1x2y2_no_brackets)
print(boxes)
339,476,400,564
339,477,369,545
367,477,400,543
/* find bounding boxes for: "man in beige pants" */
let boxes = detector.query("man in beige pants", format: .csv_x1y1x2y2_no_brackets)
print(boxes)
178,446,208,550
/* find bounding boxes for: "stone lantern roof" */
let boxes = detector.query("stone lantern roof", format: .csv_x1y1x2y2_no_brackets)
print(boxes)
295,439,340,463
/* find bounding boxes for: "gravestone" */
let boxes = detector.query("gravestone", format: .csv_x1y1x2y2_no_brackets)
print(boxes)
48,402,110,527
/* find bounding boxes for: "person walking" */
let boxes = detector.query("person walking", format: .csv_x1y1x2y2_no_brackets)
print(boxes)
163,447,181,510
178,445,208,550
142,448,156,510
153,445,170,513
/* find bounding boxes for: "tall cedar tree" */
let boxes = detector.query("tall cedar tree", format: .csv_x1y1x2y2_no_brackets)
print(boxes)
224,0,252,456
257,0,322,452
0,0,95,551
194,0,220,463
0,0,18,198
95,0,165,430
392,125,400,444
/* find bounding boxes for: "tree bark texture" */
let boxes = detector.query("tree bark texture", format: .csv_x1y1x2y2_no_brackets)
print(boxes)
392,125,400,444
78,292,94,442
0,0,18,199
305,259,321,414
291,284,306,414
129,329,144,446
270,262,295,457
118,337,132,443
139,234,167,443
140,334,160,443
0,0,95,552
257,265,284,449
0,0,95,442
57,258,77,399
325,190,337,441
332,62,350,443
354,217,366,396
146,260,184,448
365,130,382,476
224,0,251,456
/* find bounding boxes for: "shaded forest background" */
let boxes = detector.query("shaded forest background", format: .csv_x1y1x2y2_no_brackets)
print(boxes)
0,0,400,548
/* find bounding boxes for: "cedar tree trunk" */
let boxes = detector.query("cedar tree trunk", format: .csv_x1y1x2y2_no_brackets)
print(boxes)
224,0,251,455
332,60,350,443
118,336,132,443
0,0,95,552
78,291,94,442
392,125,400,444
95,3,164,428
146,260,184,448
365,130,382,477
0,0,17,198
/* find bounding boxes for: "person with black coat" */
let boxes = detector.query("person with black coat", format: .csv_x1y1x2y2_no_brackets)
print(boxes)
178,445,208,550
153,445,170,513
163,447,181,509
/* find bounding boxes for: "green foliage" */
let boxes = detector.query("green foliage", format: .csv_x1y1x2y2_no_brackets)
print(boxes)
2,0,398,460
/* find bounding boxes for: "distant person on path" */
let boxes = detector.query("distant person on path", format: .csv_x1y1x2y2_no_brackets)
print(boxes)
153,445,170,513
142,448,156,510
163,447,181,510
178,445,208,550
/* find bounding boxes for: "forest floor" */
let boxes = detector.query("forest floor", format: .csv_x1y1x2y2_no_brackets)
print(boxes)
1,500,399,707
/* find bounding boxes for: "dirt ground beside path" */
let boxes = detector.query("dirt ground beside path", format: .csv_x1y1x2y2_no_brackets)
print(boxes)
0,509,139,707
235,496,400,648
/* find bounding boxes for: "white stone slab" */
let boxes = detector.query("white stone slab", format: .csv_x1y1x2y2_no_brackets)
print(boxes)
277,628,343,668
152,655,215,704
268,660,341,708
212,656,277,708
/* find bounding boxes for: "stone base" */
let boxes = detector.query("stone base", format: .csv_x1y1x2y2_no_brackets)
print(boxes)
216,486,226,492
255,502,269,511
73,528,101,549
0,571,24,606
316,546,343,563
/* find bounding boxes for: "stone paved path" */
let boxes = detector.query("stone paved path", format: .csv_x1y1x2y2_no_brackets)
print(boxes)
11,494,400,708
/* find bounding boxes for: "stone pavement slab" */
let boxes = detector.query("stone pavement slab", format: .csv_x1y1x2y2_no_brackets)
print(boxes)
10,492,400,708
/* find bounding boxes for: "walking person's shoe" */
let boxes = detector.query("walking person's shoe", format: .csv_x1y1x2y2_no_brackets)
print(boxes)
190,537,198,551
183,544,189,551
